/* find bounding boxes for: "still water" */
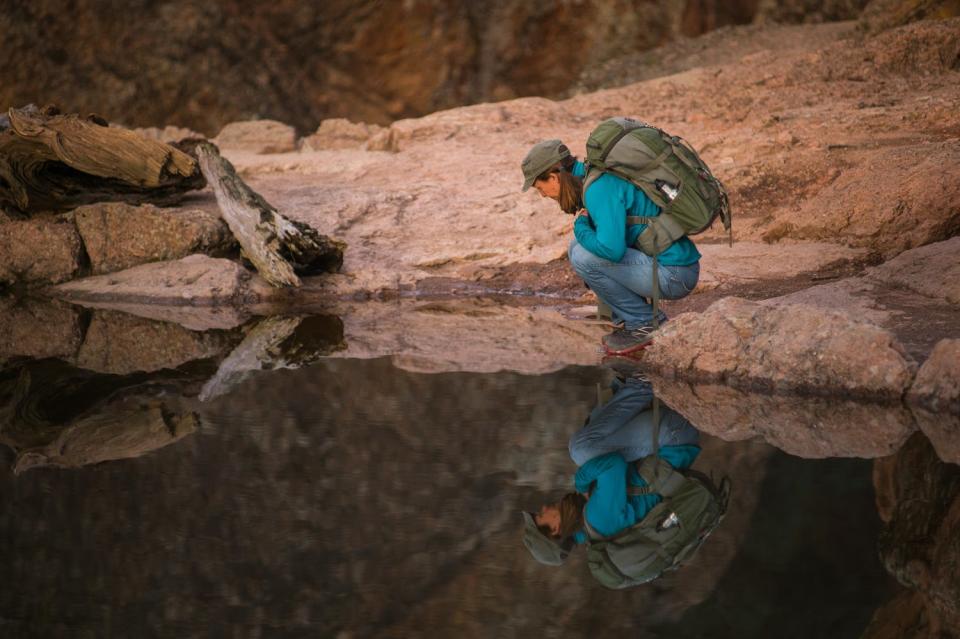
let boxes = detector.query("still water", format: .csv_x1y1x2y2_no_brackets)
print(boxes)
0,310,953,639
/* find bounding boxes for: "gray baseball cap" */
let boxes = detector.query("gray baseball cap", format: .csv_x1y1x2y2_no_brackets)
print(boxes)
521,139,570,192
521,511,570,566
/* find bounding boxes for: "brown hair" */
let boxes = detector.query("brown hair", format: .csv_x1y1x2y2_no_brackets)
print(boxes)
535,158,583,215
538,492,587,540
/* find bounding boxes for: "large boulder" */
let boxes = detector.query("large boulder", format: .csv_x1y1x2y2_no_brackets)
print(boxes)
300,119,383,151
644,297,917,398
908,339,960,465
867,237,960,306
53,254,271,307
74,202,236,275
213,120,298,154
0,215,81,286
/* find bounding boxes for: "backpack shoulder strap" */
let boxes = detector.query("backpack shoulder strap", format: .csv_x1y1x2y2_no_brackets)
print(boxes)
629,456,687,498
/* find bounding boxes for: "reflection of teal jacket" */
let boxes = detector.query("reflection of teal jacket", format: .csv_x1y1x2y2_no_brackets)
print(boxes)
570,161,701,266
572,447,700,544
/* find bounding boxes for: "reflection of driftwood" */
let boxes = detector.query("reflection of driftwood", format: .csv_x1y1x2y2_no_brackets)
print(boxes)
194,141,345,287
13,402,197,474
0,105,204,213
199,315,344,401
0,361,198,473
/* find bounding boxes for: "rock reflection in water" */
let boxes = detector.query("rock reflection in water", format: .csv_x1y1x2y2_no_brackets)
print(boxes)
0,354,918,637
650,376,917,459
0,302,345,473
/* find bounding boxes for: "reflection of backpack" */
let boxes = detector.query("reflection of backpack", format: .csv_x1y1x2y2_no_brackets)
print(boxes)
583,455,731,589
584,117,732,256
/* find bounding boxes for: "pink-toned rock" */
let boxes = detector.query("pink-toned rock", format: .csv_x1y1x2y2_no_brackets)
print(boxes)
53,254,269,307
74,309,233,375
301,119,383,151
0,215,81,286
645,297,917,398
131,125,204,144
0,297,83,362
910,339,960,414
213,120,297,154
867,237,960,306
908,339,960,464
652,377,916,459
74,202,236,275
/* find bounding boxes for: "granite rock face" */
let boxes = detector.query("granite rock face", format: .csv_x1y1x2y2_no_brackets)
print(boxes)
300,119,383,151
212,120,299,154
53,254,267,307
644,297,917,398
0,216,81,287
908,339,960,465
868,237,960,306
74,202,236,275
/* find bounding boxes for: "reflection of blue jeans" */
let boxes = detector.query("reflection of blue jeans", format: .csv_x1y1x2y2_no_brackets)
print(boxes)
568,239,699,329
568,378,700,466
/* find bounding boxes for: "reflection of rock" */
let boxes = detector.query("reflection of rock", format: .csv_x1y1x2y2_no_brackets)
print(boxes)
335,299,608,374
53,254,271,306
74,202,236,275
650,377,916,458
872,433,960,636
0,215,81,286
63,299,252,332
645,297,917,399
199,315,345,401
213,120,297,154
12,399,197,474
0,296,83,363
74,309,235,375
908,339,960,465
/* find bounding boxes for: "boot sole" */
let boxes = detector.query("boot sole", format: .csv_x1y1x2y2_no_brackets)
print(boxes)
602,339,653,356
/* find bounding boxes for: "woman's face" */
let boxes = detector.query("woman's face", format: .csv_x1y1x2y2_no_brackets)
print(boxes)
535,503,561,537
533,172,561,201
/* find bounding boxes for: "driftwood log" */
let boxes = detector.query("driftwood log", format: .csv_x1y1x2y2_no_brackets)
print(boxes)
194,140,345,288
0,105,204,213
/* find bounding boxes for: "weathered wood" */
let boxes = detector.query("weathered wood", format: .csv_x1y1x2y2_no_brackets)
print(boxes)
194,140,345,288
199,315,344,401
0,105,205,213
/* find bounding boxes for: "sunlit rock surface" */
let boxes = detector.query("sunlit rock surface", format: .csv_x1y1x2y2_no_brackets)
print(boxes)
0,215,81,287
643,297,917,398
74,202,236,275
212,120,298,154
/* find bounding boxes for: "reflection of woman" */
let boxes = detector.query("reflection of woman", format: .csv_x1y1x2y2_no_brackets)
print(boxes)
522,377,700,565
520,139,701,353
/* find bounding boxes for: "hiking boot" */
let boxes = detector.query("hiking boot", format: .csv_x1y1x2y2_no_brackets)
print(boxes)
602,323,663,355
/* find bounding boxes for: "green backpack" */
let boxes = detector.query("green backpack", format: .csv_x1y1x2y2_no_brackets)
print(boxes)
584,455,731,590
583,117,732,327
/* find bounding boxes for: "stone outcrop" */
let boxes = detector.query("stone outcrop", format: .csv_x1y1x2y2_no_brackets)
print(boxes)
74,202,236,275
868,237,960,306
300,119,383,151
650,376,916,458
0,216,81,287
907,339,960,464
643,297,917,398
213,120,298,154
53,254,271,307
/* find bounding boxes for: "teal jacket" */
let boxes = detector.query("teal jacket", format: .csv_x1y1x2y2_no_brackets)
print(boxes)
571,447,700,544
571,161,701,266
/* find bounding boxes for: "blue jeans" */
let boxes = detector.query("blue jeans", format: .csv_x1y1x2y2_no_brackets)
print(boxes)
568,239,699,328
568,378,700,466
